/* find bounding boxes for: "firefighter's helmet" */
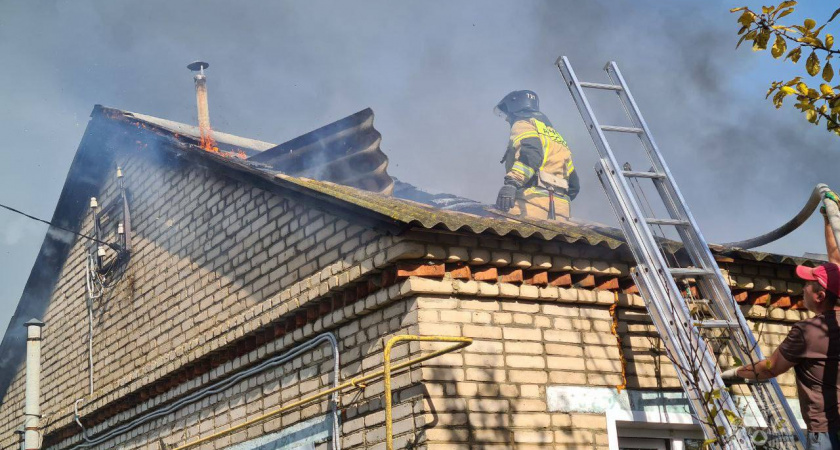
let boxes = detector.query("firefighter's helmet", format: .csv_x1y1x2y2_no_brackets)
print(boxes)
494,90,539,118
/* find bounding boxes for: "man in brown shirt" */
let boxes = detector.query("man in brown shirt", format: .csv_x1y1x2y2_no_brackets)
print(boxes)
722,204,840,449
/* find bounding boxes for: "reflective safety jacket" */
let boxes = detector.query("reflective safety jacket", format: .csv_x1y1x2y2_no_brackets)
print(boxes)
501,111,579,203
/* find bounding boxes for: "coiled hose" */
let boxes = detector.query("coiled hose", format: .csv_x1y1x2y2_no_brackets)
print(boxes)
722,183,840,250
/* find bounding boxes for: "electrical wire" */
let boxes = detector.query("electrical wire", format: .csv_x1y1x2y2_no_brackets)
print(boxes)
0,202,118,249
72,332,341,450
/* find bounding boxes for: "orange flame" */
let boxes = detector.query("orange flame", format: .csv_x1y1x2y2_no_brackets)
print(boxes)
197,127,247,160
199,125,219,153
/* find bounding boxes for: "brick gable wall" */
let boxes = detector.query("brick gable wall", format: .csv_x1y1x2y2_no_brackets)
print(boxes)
0,142,399,448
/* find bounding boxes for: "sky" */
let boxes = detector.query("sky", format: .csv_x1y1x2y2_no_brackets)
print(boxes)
0,1,837,338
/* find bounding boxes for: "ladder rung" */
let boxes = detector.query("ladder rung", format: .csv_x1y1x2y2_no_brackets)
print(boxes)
670,268,715,278
600,125,644,134
578,81,623,91
621,170,665,179
693,320,741,329
645,218,689,227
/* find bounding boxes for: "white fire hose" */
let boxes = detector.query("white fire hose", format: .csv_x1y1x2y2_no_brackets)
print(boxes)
723,183,840,250
818,183,840,254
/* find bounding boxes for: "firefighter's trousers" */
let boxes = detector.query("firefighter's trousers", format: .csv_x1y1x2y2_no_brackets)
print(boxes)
508,190,570,221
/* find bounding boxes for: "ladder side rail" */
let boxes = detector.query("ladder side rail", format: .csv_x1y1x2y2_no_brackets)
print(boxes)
750,381,803,445
652,179,753,332
629,271,730,444
558,54,750,445
557,57,696,310
596,159,749,447
556,57,628,163
605,62,757,339
604,62,717,275
696,273,805,442
560,57,754,448
558,57,715,356
598,161,741,436
603,61,806,447
556,57,695,314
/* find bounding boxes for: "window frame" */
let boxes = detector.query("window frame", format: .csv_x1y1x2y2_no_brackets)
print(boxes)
607,409,705,450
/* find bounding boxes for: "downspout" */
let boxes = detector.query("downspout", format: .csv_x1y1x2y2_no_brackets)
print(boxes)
23,318,45,450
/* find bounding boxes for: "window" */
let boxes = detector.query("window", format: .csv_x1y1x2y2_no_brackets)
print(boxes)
608,410,705,450
618,437,668,450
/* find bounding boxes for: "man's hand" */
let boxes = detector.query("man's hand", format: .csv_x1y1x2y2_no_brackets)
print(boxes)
496,185,517,211
720,367,743,384
825,190,840,205
821,190,839,217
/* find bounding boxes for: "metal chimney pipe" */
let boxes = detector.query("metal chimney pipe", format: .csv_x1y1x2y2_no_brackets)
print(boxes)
23,319,45,450
187,61,212,146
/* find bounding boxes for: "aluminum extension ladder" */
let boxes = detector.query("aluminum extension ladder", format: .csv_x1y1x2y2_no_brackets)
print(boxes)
556,56,805,449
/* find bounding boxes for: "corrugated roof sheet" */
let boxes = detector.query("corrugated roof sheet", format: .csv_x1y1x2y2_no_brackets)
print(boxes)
109,106,815,266
273,173,626,248
248,108,393,195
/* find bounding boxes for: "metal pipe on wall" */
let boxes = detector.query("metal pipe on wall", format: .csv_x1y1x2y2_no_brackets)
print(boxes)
175,335,473,450
187,61,212,147
23,319,45,450
72,332,341,449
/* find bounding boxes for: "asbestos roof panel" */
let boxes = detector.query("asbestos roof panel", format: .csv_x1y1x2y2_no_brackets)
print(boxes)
248,108,394,195
272,173,626,249
107,106,815,265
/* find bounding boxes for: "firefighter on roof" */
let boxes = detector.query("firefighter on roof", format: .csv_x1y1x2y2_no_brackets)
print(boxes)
494,90,579,220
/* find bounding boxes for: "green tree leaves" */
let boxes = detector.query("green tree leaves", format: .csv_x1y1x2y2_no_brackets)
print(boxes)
733,1,840,136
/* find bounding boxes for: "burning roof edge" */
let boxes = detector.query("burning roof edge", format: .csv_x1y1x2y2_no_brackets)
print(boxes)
0,104,824,406
84,106,839,268
129,111,277,152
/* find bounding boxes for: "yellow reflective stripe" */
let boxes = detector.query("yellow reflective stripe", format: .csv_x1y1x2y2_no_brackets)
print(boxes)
532,120,551,169
510,161,535,179
512,131,539,145
566,159,575,174
533,119,568,147
541,139,549,169
523,187,548,196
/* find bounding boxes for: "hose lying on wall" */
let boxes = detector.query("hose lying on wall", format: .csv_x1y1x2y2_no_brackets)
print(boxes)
722,183,840,250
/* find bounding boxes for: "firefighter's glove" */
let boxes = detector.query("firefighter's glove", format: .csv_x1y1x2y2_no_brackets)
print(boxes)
720,367,744,385
821,190,840,217
496,185,517,211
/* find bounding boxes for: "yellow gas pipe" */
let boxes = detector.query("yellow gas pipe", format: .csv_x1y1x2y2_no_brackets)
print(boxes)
174,335,472,450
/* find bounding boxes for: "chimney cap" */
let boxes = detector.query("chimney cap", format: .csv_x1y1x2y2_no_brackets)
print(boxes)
187,61,209,72
24,318,45,328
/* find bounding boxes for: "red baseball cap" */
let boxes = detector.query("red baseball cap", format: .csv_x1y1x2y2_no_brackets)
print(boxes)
796,263,840,297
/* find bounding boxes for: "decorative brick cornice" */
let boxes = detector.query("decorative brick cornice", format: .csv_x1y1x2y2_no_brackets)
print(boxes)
44,248,810,447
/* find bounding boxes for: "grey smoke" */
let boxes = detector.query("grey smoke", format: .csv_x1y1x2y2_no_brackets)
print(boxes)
46,227,75,246
0,0,837,341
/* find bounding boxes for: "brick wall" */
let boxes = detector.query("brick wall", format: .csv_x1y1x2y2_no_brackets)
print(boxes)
407,276,804,450
0,123,814,449
0,142,402,448
51,293,426,449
